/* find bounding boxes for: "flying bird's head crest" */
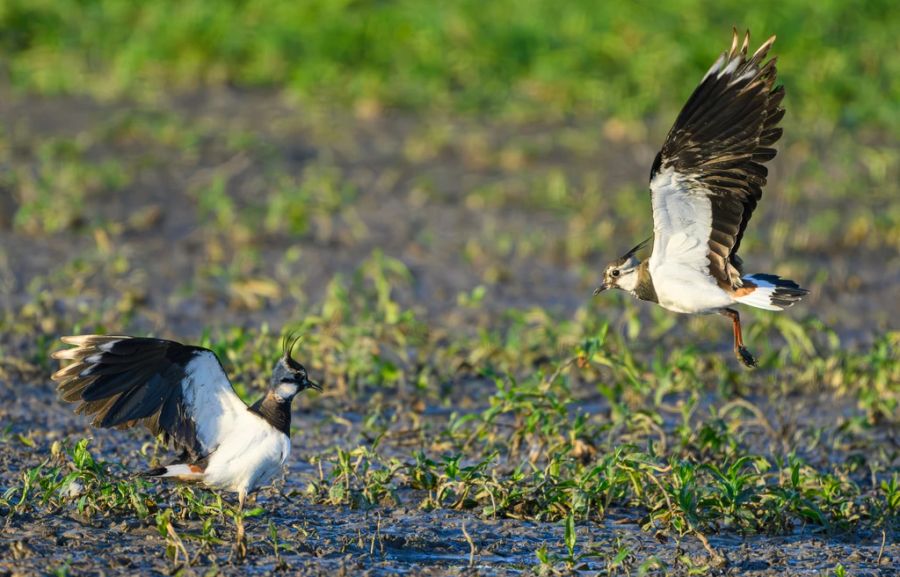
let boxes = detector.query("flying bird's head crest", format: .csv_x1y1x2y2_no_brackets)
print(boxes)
594,238,650,295
271,331,321,400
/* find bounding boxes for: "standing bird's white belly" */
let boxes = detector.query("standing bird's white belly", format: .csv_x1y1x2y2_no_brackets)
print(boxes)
202,411,291,494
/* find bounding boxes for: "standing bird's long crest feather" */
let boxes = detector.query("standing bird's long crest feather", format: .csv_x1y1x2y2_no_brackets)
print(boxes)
282,330,302,362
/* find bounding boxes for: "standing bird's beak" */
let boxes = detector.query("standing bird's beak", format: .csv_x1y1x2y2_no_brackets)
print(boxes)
593,283,609,295
305,377,322,392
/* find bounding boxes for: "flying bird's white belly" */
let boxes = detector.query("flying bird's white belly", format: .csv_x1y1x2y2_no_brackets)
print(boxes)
648,172,737,314
652,270,735,314
202,411,290,495
649,234,735,314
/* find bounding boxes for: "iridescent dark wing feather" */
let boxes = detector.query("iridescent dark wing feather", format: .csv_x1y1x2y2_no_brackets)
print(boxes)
649,30,784,288
52,335,244,461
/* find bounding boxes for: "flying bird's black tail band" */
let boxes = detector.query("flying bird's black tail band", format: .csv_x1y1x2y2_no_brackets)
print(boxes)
739,273,809,310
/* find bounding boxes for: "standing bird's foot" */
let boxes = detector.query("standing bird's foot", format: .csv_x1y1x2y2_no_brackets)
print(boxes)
230,491,248,562
735,346,757,368
231,534,247,562
230,515,247,562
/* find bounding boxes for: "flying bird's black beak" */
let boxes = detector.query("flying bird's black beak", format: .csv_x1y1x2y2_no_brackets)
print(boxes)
593,283,609,295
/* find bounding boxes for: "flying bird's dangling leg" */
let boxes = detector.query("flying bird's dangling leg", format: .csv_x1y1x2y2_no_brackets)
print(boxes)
720,308,757,368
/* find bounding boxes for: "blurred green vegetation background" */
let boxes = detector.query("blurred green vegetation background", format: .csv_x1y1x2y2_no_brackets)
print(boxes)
1,0,898,341
2,0,899,135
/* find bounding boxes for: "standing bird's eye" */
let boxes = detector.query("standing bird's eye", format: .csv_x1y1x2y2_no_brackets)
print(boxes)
611,269,620,277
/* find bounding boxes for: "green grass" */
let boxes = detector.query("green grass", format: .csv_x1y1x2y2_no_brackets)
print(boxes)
2,0,900,135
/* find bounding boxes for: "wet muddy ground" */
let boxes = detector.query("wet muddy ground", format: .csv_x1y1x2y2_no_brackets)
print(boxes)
5,502,894,576
0,88,898,575
2,384,897,576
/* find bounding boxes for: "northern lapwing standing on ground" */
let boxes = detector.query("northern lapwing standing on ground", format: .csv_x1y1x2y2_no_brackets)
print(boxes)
594,30,808,368
52,332,320,554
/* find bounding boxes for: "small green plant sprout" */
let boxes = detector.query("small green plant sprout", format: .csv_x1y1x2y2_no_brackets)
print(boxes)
155,508,191,566
564,513,577,563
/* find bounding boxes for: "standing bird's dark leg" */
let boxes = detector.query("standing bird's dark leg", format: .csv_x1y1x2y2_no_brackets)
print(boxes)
720,308,757,368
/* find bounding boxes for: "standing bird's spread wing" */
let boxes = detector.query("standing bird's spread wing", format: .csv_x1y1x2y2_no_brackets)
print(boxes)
649,30,784,289
52,335,248,462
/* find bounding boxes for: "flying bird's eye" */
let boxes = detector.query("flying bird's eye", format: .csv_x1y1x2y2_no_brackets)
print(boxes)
611,269,620,277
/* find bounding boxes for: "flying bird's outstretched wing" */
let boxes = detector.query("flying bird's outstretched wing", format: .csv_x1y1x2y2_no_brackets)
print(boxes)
648,30,784,289
52,335,248,461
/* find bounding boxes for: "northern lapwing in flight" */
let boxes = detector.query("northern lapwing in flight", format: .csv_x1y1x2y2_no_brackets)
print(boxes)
51,332,320,507
594,30,808,367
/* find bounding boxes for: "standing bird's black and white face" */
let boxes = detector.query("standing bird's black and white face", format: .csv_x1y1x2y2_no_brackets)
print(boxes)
271,335,321,402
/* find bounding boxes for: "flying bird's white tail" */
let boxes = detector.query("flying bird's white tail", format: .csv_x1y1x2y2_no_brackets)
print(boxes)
735,274,809,311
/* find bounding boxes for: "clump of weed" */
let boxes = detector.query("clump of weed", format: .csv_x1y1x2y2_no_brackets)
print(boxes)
6,438,153,519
